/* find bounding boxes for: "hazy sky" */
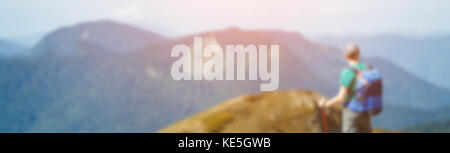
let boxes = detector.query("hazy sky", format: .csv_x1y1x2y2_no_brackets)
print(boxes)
1,0,450,38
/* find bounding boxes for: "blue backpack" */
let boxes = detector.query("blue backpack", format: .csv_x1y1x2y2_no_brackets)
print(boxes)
345,65,383,116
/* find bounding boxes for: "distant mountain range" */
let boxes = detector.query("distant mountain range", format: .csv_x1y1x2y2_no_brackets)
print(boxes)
9,32,46,47
0,39,27,56
31,20,168,56
0,20,449,132
313,35,450,89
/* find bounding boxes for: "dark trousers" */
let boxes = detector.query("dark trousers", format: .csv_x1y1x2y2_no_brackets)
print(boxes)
342,108,372,133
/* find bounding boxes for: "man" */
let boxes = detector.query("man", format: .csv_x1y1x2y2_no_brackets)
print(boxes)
319,43,372,133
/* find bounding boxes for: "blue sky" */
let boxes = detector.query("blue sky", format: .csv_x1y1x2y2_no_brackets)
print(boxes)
1,0,450,38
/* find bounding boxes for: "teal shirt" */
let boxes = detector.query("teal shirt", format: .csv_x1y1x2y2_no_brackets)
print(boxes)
340,63,368,101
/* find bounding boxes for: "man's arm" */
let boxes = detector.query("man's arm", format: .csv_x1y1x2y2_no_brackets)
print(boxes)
320,86,347,107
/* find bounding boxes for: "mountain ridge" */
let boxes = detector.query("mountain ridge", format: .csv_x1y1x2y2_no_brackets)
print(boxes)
31,19,169,56
0,39,27,56
160,90,343,133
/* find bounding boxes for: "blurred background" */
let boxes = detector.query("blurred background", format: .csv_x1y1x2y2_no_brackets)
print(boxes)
1,0,450,132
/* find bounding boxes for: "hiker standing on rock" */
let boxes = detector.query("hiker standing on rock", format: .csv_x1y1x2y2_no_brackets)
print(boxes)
319,43,383,133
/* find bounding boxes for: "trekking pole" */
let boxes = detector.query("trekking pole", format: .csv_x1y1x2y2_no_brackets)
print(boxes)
321,107,329,133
